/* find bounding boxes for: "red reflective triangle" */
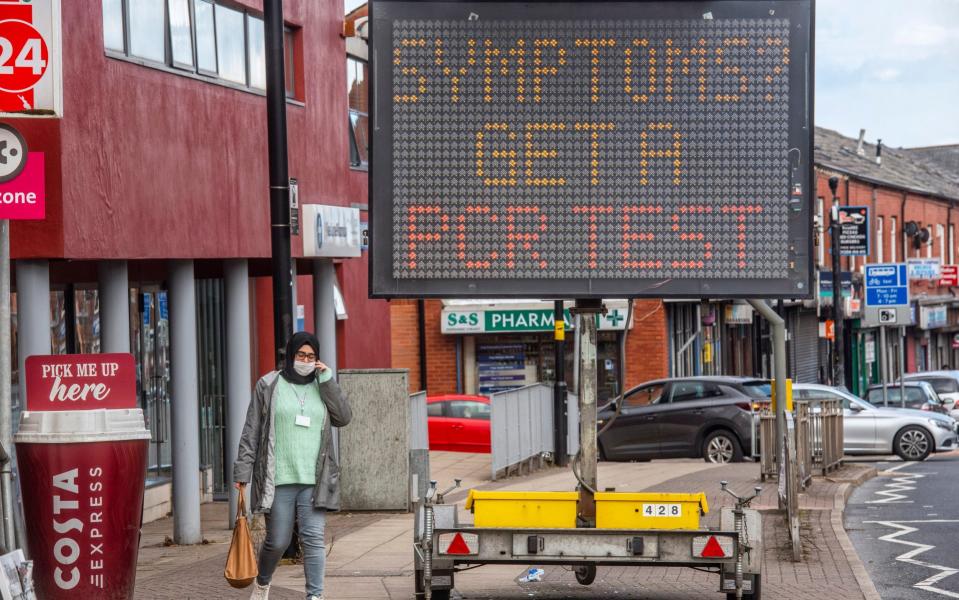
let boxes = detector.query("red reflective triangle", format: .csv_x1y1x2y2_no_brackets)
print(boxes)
701,536,726,558
446,533,472,555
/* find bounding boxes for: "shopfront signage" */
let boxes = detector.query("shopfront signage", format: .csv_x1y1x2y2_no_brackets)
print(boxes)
920,305,948,330
837,206,869,256
907,258,941,280
0,0,62,116
940,264,958,287
370,0,814,299
952,333,959,350
724,304,754,326
864,340,875,364
818,270,852,300
820,320,834,341
442,305,632,334
302,204,362,258
24,353,137,411
863,263,910,327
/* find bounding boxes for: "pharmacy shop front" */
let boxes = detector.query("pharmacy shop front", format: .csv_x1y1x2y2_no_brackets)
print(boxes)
440,300,633,402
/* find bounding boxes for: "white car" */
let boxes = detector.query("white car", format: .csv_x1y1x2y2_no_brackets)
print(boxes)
902,371,959,420
794,384,958,461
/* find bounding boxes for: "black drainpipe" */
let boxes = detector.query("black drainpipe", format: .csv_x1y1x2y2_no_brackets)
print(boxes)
900,192,908,260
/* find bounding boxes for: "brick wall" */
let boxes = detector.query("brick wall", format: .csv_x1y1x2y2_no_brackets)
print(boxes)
424,300,459,395
625,299,669,389
390,300,422,392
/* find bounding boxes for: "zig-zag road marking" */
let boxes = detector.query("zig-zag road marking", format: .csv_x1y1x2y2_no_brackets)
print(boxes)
865,520,959,598
866,471,929,504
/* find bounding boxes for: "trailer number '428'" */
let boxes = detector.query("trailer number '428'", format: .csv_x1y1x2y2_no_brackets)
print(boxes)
643,504,682,517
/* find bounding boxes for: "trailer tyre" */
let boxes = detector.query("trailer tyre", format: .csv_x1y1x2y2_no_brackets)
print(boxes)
575,564,597,585
726,574,761,600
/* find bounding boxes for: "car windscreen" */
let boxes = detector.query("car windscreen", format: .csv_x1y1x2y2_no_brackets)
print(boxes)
915,378,959,395
740,381,771,398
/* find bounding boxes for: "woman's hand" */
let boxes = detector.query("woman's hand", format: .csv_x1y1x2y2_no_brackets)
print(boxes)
315,361,329,372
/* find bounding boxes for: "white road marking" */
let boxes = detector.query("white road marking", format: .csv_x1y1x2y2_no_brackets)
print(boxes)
865,520,959,598
882,461,915,473
866,472,928,504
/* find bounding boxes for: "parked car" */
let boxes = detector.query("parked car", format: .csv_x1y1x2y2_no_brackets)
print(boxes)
864,381,949,414
597,376,770,464
427,394,491,453
794,383,957,461
902,371,959,419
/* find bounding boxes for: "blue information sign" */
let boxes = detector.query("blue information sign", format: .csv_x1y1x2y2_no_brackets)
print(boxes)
864,264,909,307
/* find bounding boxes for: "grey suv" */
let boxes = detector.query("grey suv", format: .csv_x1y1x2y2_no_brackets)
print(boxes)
597,377,769,463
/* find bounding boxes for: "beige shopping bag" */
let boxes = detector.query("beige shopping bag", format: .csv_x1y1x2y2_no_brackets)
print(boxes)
224,493,259,588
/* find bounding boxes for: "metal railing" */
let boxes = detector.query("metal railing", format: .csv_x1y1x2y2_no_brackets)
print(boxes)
759,398,844,487
490,384,554,480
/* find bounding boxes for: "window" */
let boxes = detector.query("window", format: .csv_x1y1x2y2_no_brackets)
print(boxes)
938,224,945,261
169,0,194,69
103,0,125,52
625,383,666,408
800,389,850,409
740,381,771,399
194,0,217,73
348,57,369,167
926,227,933,258
215,5,246,84
102,0,298,96
427,403,444,417
924,378,959,395
876,216,884,263
951,224,955,265
247,16,266,90
890,217,897,262
670,381,723,402
448,401,491,420
128,0,165,62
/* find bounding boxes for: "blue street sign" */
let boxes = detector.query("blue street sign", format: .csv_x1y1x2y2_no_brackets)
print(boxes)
864,264,909,307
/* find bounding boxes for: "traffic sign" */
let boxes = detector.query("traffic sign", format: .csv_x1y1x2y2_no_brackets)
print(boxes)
369,0,814,299
863,263,910,327
0,1,61,116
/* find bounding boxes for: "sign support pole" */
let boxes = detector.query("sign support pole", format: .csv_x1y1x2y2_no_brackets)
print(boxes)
553,301,568,467
748,300,787,507
573,299,602,526
264,0,293,364
0,219,14,553
879,325,888,406
829,177,845,388
899,326,906,409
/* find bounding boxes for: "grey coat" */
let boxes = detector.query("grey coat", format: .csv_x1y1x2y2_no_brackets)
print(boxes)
233,371,352,512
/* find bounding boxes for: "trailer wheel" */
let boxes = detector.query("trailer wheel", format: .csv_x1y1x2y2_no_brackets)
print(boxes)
726,574,761,600
415,570,452,600
575,564,597,585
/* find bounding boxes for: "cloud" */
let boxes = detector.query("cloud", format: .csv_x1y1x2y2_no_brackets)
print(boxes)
873,67,900,81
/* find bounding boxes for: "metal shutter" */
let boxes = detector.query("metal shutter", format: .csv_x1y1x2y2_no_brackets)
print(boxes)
792,310,821,383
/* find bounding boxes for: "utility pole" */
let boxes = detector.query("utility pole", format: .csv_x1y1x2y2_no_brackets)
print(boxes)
264,0,293,364
574,299,602,526
829,176,845,388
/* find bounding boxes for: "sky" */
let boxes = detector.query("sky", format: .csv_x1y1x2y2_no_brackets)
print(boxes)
346,0,959,148
816,0,959,148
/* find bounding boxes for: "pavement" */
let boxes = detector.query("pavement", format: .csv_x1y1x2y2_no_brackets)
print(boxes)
134,451,879,599
845,450,959,600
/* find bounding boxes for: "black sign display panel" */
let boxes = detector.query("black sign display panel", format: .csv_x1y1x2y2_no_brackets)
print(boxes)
837,205,869,257
370,1,814,298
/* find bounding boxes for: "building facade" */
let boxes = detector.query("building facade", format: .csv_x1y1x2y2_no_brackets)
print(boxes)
9,0,388,540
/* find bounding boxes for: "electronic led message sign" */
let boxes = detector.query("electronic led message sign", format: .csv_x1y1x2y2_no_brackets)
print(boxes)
369,1,814,298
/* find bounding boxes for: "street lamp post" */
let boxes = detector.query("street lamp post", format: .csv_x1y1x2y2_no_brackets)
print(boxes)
829,176,845,388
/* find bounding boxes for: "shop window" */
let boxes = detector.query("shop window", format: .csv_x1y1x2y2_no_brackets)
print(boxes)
348,57,369,168
215,5,246,84
625,383,666,408
285,29,296,97
128,0,166,63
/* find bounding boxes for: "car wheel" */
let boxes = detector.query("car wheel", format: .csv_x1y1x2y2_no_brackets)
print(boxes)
703,430,743,464
894,426,933,461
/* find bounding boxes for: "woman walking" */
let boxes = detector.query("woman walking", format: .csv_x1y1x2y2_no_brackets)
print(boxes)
234,331,352,600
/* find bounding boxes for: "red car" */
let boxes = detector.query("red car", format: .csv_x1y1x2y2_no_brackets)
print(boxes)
427,395,491,453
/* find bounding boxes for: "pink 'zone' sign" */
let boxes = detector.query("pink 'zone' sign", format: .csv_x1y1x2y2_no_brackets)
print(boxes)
0,151,44,220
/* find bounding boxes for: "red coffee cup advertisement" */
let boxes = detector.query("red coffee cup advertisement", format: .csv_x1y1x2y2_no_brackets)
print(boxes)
25,353,137,411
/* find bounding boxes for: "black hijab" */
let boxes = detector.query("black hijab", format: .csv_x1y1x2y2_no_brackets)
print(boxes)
280,331,321,385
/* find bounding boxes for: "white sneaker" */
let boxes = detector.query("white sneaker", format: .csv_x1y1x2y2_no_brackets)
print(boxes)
307,596,323,600
249,581,270,600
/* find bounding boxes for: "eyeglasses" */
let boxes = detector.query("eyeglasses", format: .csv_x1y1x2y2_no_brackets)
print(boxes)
295,351,317,362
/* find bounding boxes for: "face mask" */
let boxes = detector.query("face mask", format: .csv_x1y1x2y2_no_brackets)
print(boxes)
293,361,316,377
